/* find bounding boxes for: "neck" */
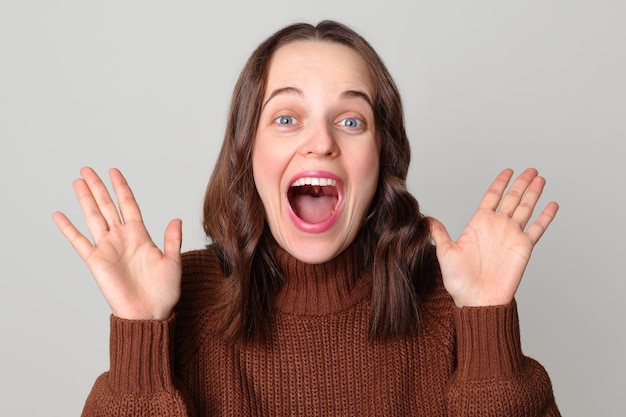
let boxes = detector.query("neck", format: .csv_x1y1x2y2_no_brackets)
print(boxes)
271,240,372,316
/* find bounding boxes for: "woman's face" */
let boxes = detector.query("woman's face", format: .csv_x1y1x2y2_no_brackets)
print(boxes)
252,40,380,264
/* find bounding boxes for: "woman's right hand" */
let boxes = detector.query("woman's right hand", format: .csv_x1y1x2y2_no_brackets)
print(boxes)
53,167,182,320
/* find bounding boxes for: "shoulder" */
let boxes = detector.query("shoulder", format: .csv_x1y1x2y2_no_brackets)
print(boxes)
181,245,225,284
415,247,455,324
181,245,224,277
177,245,226,312
418,267,456,350
173,246,227,362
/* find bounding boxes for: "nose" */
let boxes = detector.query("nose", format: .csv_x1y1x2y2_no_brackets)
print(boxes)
299,121,339,158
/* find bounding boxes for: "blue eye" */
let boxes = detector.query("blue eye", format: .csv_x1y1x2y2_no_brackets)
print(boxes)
275,115,298,125
338,117,364,128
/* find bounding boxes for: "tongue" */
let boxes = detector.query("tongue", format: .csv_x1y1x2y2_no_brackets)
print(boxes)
292,194,336,224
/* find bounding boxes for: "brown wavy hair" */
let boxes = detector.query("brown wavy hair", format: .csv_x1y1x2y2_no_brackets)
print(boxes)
203,20,436,341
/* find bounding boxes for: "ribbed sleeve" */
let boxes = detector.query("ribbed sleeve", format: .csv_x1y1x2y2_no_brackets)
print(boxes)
453,301,524,379
446,301,560,417
81,316,196,417
108,315,176,394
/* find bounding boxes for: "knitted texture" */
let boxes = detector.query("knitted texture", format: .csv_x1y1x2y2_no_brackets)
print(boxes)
81,244,560,416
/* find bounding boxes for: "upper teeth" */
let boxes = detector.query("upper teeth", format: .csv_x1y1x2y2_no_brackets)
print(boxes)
291,177,338,187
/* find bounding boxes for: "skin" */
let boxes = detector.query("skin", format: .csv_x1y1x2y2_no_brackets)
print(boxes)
429,168,559,307
52,45,559,320
252,41,380,264
52,167,182,320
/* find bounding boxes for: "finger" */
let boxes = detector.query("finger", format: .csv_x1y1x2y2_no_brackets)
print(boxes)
80,167,123,227
52,211,96,262
427,216,453,249
109,168,144,224
525,201,559,245
73,177,112,242
511,175,546,229
163,218,183,262
498,168,539,216
478,168,514,211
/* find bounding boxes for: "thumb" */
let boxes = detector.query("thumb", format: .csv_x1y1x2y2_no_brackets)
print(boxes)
163,218,183,261
427,216,452,248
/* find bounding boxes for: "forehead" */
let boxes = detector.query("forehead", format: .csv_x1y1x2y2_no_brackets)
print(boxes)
264,40,374,98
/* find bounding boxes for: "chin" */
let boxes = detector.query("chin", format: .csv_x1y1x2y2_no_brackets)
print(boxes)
280,235,349,265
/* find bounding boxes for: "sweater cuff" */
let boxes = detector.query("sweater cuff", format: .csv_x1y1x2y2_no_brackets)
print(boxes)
108,314,176,395
453,300,524,380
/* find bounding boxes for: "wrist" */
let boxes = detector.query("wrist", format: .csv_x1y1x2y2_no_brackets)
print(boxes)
111,305,174,321
451,292,514,308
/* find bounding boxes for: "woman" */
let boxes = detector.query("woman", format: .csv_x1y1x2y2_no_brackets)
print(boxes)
53,20,561,416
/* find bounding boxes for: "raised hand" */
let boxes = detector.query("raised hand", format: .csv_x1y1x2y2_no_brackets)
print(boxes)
52,167,182,320
428,168,559,307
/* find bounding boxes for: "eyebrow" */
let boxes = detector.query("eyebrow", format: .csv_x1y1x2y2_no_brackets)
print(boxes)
262,87,302,109
262,86,374,110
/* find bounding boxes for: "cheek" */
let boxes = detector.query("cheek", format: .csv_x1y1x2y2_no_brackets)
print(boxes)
251,145,267,200
357,147,381,200
252,142,284,207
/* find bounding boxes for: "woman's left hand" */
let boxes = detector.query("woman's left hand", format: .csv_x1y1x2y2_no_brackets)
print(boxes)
428,168,559,307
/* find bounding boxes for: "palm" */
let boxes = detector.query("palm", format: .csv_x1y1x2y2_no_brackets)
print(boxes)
53,167,182,320
429,168,559,307
85,221,181,319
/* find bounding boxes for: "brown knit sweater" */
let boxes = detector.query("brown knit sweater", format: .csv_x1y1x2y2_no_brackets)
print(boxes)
81,242,560,416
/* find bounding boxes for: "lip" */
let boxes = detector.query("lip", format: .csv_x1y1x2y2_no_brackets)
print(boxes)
286,170,345,233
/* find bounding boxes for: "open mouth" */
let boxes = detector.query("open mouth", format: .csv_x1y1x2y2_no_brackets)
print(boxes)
288,177,340,224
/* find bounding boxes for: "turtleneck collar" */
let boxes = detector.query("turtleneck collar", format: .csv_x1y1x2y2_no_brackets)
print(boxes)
270,240,372,316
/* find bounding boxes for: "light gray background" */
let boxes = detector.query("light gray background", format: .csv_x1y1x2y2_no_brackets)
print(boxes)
1,1,624,415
